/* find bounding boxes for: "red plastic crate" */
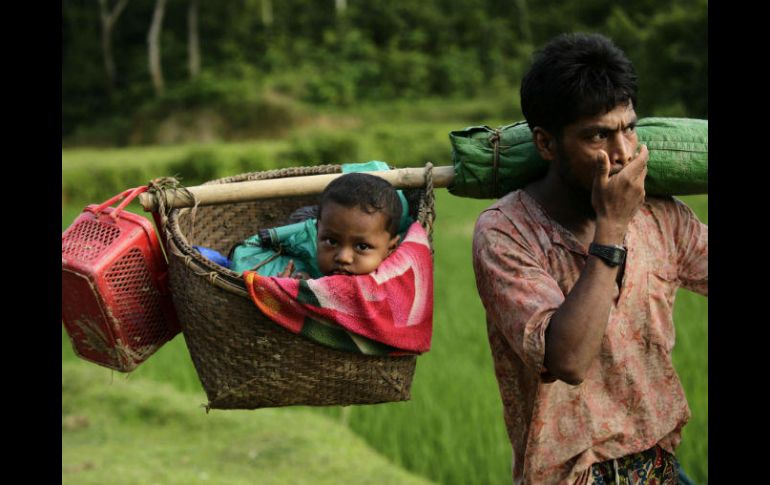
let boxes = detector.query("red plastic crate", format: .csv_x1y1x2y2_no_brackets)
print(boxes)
61,187,180,372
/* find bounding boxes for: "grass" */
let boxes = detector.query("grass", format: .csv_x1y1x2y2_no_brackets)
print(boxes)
670,194,708,483
61,140,288,173
62,361,434,485
61,106,708,484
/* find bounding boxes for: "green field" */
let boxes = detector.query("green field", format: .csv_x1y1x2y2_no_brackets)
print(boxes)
62,361,435,485
62,136,708,484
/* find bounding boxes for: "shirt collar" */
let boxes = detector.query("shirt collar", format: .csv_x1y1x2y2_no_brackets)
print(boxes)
514,190,589,255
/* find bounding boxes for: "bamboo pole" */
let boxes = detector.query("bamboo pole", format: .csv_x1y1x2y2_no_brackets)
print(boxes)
138,165,456,212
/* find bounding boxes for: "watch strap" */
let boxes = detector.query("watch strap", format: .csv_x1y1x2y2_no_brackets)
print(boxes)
588,242,626,267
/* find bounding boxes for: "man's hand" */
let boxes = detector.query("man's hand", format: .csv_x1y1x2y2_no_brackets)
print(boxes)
544,145,648,384
591,144,648,244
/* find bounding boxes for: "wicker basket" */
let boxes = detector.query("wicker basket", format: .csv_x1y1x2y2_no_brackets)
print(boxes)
161,164,435,409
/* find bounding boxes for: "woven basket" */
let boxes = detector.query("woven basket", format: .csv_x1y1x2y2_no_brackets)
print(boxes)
162,164,435,410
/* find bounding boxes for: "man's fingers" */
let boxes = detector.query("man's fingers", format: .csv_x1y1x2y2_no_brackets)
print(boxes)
624,144,649,180
594,150,611,186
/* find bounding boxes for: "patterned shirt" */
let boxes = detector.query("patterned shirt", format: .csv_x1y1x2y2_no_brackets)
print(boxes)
472,190,708,484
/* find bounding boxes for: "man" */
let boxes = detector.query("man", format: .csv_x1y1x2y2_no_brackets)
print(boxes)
472,33,707,484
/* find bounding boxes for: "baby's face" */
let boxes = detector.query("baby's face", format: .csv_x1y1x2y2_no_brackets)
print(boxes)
316,202,399,276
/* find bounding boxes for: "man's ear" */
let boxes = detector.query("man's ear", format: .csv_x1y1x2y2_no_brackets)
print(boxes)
387,234,400,255
533,127,556,161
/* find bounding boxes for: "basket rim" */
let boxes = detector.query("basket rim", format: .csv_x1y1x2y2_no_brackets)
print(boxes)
163,164,435,298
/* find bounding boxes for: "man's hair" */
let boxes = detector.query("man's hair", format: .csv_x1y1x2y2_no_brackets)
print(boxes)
318,172,402,236
520,33,638,137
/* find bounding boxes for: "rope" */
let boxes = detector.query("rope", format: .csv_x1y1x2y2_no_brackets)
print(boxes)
154,189,227,287
249,246,284,272
207,272,219,285
148,177,201,247
418,162,435,249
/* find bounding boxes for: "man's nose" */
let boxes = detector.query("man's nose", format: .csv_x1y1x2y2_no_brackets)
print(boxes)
609,133,635,165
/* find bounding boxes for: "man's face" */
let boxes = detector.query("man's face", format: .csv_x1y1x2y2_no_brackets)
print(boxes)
316,202,399,276
551,102,639,194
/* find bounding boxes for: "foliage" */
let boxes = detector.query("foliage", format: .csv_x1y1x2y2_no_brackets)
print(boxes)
281,129,361,165
62,142,284,205
61,96,518,205
62,0,706,145
603,0,708,118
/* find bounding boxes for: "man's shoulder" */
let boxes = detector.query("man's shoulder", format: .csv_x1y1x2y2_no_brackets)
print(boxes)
473,190,545,255
633,196,704,250
641,195,697,223
476,190,528,227
643,195,678,210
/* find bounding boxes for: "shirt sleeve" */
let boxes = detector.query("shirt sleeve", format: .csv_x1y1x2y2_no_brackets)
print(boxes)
671,198,708,296
472,209,565,375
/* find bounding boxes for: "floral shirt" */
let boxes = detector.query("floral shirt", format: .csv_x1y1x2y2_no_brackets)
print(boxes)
472,190,708,484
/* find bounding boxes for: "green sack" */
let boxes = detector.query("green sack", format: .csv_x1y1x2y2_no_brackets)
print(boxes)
448,117,708,199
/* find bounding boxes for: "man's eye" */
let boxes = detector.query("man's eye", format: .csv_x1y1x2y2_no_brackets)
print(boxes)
624,125,636,133
591,132,608,142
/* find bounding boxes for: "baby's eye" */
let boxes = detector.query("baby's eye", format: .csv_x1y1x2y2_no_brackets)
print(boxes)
321,238,337,246
355,243,371,251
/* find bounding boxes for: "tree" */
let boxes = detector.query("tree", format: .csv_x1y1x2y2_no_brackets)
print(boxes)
97,0,130,95
513,0,533,45
261,0,274,27
187,0,201,79
148,0,167,95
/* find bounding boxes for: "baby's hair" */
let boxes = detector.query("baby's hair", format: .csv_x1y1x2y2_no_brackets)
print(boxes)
318,172,402,236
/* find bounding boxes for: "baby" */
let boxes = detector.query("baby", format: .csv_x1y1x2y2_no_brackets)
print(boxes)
279,172,402,278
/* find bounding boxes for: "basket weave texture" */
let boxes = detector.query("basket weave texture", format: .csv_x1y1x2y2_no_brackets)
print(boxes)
162,165,435,409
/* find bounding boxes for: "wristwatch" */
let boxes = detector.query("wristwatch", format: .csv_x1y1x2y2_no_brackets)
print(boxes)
588,243,626,267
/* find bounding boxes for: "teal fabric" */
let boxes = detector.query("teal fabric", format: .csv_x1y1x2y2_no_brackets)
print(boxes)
230,219,322,277
448,117,708,199
229,162,413,276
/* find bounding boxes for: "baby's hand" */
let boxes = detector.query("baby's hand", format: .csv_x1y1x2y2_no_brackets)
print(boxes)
278,260,295,278
277,260,311,280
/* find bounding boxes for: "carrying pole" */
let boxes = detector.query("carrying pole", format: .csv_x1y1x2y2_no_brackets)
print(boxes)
138,165,455,212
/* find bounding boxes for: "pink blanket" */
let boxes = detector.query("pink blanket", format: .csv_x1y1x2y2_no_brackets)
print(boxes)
243,222,433,355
